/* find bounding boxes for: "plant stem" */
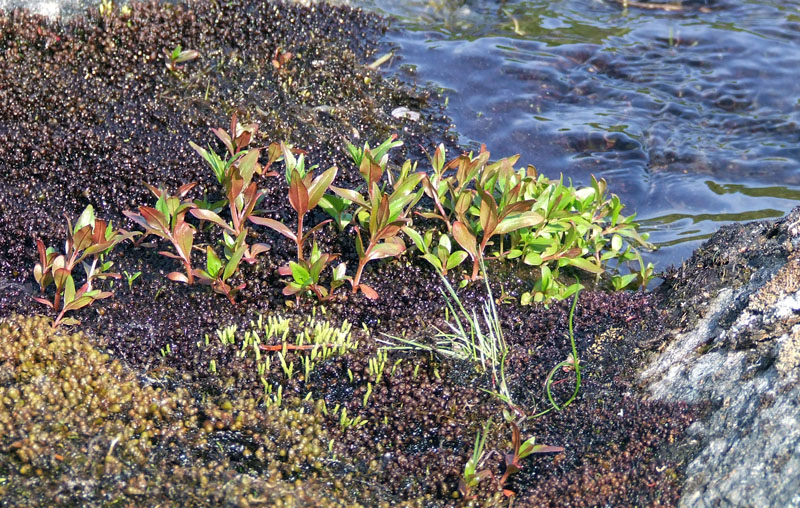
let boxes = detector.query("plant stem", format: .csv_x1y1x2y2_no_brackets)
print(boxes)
352,257,368,292
296,214,305,261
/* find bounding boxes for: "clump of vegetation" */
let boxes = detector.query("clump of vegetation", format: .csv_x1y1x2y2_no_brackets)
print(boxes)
33,205,136,327
0,314,361,506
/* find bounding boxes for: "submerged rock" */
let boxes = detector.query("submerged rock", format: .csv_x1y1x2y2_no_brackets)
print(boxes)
641,206,800,508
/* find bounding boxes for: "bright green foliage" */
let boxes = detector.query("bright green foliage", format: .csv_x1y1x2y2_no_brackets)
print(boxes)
192,230,248,304
403,227,468,276
417,145,654,301
33,205,137,327
279,241,348,301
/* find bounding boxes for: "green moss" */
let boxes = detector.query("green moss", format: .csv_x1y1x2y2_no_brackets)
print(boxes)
0,315,361,506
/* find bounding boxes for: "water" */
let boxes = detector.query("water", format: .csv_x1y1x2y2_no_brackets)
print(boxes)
352,0,800,269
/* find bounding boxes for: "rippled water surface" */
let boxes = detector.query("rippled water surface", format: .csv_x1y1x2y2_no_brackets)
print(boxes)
353,0,800,268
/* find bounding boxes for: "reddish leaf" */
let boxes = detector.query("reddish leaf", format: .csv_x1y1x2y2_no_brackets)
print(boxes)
33,297,54,309
173,222,195,261
249,216,297,241
359,284,379,300
366,240,405,262
190,208,235,233
167,272,189,283
289,170,310,217
452,221,478,259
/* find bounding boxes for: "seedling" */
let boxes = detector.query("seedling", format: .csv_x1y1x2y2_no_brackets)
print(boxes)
33,205,137,327
191,232,248,304
164,44,199,74
278,240,347,301
123,182,198,284
403,227,468,276
249,143,337,262
497,422,564,497
123,270,141,290
459,420,492,500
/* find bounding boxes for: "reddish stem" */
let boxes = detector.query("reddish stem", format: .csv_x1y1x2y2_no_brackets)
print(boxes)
259,343,337,352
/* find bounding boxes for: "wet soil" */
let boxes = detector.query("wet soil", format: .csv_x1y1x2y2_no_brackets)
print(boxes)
0,1,698,506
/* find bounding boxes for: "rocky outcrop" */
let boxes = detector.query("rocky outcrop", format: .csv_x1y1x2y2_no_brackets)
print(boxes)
641,207,800,508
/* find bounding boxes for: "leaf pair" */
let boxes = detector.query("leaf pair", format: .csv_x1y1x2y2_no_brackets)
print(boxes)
278,242,347,301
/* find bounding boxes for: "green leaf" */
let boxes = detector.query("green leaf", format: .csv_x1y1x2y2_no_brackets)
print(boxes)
206,246,222,277
63,275,76,305
446,251,469,270
421,253,443,272
567,256,604,274
290,262,311,286
523,251,543,266
73,205,96,234
611,234,623,252
333,262,347,281
494,211,544,236
307,166,338,210
330,185,369,208
402,226,425,253
222,244,246,281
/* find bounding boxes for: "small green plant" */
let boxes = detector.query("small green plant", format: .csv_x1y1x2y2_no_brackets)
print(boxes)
278,240,347,301
123,182,198,284
458,419,563,500
189,113,281,187
164,44,199,74
459,419,492,500
33,205,137,327
192,232,247,304
122,270,141,290
497,421,563,497
403,227,468,276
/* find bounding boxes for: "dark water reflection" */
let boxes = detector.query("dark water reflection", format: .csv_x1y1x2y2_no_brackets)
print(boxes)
355,0,800,269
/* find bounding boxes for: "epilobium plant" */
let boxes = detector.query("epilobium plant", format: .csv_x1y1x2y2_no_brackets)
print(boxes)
192,231,248,304
403,227,468,276
164,44,199,74
278,240,347,301
123,182,198,284
330,145,424,298
249,143,337,263
33,205,137,327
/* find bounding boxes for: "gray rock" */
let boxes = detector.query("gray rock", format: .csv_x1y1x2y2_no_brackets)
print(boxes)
641,207,800,508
